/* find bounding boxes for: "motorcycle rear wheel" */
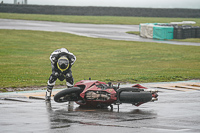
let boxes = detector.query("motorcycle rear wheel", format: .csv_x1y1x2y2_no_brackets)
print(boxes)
54,87,82,103
119,91,152,104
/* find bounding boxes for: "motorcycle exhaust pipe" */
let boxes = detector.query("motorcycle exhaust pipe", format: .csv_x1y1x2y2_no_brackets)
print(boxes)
151,98,158,102
144,89,158,93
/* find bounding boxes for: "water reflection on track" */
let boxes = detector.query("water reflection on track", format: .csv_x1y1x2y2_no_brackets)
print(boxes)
45,101,157,131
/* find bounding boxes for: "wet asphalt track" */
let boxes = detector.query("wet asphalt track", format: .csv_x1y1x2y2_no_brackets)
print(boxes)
0,19,200,132
0,19,200,46
0,81,200,133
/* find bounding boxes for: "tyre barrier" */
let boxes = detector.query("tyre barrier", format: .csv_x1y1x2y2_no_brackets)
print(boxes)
173,25,200,39
140,23,200,40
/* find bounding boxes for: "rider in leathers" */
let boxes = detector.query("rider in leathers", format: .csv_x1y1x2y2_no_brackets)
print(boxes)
46,48,76,100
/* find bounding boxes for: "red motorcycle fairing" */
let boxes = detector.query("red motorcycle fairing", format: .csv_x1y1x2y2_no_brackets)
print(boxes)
74,80,117,107
132,84,147,89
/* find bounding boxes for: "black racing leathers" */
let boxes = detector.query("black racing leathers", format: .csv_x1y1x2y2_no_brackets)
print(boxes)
47,48,76,90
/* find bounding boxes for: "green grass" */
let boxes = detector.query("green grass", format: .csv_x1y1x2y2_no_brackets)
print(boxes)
126,31,140,35
0,29,200,88
0,13,200,26
173,38,200,43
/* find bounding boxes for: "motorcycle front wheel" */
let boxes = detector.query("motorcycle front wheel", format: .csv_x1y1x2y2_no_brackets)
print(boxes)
54,87,82,103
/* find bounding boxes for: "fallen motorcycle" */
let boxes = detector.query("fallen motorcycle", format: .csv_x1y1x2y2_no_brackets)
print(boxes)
54,79,158,108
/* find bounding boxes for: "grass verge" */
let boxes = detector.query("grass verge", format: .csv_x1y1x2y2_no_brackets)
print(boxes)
0,13,200,26
0,29,200,88
126,31,140,35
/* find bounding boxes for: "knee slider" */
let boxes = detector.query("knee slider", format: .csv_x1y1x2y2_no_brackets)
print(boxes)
66,73,72,78
48,73,58,84
52,72,59,77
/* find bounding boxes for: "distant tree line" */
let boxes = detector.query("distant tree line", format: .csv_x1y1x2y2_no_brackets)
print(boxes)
0,4,199,18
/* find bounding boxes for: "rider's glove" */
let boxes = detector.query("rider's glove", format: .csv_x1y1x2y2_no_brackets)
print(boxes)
55,72,59,77
70,58,75,65
51,57,57,64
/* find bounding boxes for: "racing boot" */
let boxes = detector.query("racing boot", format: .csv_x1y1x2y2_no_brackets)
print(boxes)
45,85,53,101
66,81,73,89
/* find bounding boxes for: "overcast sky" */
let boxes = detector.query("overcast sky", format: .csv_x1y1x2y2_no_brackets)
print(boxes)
3,0,200,9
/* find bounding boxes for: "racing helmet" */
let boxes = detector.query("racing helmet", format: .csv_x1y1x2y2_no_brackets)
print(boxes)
57,56,69,71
